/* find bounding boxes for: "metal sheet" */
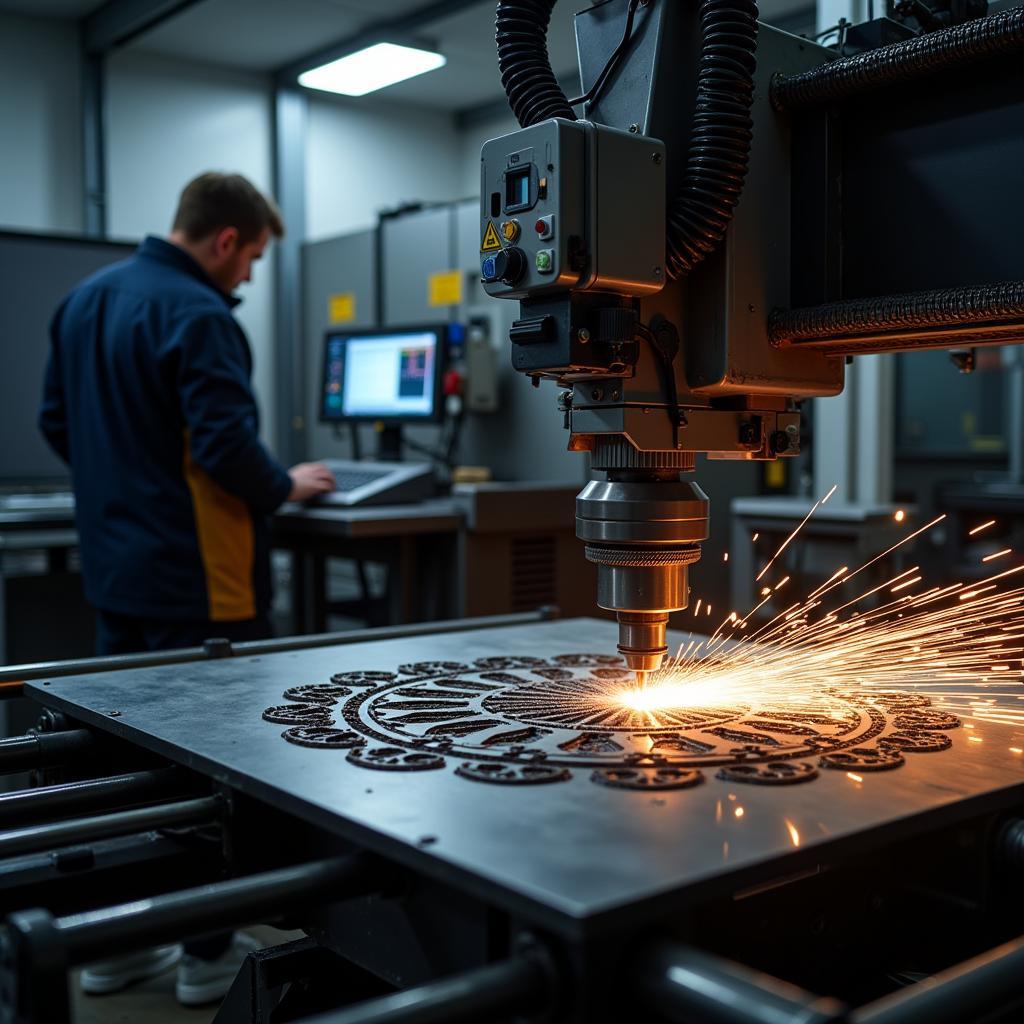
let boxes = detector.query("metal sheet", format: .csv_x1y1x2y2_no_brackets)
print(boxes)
26,619,1024,937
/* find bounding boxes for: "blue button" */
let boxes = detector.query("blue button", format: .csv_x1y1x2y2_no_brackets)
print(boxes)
481,256,499,282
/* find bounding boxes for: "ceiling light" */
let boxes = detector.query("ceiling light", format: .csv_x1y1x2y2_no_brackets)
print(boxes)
298,42,446,97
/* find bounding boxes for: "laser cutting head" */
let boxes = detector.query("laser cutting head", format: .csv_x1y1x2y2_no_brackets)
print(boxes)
577,476,709,678
479,7,836,677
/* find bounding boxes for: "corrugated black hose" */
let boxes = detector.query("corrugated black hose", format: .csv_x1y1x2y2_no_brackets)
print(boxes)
495,0,577,127
772,5,1024,110
666,0,759,279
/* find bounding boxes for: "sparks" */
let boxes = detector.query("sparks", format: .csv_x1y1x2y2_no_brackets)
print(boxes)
609,496,1024,734
982,548,1012,563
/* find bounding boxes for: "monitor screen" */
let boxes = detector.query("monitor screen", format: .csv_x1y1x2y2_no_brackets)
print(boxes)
321,326,444,423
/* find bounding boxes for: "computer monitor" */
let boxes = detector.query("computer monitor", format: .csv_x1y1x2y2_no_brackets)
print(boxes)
320,324,446,425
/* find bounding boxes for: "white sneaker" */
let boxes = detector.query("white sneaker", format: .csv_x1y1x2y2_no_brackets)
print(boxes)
175,932,261,1006
81,944,183,995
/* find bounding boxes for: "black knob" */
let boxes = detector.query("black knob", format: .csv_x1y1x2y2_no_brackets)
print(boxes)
494,247,527,286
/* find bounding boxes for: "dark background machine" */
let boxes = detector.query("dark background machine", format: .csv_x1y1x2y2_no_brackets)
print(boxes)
0,2,1023,1023
479,0,1024,680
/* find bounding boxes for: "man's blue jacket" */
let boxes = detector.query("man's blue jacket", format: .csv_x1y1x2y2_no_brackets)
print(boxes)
39,236,292,622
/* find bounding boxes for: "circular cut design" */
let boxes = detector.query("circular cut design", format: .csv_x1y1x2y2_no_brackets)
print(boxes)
591,767,704,791
893,711,961,731
283,726,364,749
332,671,395,687
716,761,819,785
282,683,349,705
820,747,905,771
456,762,571,785
472,656,548,670
346,746,446,771
263,655,959,790
880,731,953,753
399,661,470,677
262,703,333,726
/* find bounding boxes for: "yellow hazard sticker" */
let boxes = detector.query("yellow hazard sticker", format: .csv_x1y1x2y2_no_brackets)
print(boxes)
428,270,463,307
328,292,356,324
480,221,502,252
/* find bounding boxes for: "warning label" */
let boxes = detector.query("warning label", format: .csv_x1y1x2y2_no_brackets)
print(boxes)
480,221,502,252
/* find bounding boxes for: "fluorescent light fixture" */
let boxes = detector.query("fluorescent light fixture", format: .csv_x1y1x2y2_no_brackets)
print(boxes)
298,42,446,97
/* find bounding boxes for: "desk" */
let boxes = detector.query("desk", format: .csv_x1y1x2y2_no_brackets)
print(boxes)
271,500,464,634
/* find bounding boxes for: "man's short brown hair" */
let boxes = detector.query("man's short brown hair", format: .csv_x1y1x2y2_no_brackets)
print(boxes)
172,172,284,244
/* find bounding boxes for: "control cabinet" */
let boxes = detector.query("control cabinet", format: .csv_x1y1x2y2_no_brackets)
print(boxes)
479,118,666,301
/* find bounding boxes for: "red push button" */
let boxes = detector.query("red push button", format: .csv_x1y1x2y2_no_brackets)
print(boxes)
535,215,554,240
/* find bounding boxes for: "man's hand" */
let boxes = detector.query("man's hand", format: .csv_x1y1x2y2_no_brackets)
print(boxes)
288,462,336,502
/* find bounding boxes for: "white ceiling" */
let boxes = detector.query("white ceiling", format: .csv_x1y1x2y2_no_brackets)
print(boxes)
0,0,816,113
125,0,585,111
127,0,439,75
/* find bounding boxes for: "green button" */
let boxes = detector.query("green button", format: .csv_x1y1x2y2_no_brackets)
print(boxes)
535,249,553,273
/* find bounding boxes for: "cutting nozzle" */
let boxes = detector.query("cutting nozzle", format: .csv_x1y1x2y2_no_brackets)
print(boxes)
617,611,669,680
576,476,709,685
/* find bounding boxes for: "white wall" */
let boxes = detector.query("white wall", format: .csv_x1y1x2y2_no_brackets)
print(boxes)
0,12,83,233
105,50,278,447
305,96,464,241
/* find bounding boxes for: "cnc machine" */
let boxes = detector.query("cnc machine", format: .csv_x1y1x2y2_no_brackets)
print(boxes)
0,5,1023,1023
480,0,1024,679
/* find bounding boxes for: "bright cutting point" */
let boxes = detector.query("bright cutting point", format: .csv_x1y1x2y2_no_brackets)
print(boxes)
298,43,446,97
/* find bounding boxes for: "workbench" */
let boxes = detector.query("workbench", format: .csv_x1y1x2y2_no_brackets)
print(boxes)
271,500,464,634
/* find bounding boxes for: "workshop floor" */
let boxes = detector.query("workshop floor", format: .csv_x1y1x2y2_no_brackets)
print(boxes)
71,927,300,1024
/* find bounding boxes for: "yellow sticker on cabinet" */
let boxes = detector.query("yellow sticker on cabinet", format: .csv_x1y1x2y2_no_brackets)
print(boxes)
328,292,356,324
765,459,787,489
428,270,463,307
480,221,502,252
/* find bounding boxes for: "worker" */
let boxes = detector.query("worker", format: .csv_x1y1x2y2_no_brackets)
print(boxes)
38,171,335,1005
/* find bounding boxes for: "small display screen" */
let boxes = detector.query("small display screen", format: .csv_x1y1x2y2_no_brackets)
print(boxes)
321,328,441,422
505,167,531,210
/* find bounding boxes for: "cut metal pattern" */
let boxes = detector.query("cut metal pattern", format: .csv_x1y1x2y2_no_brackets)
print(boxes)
282,684,349,705
263,704,333,726
456,762,571,785
346,747,446,772
283,726,364,749
591,767,704,791
262,654,960,790
716,762,819,785
820,747,905,772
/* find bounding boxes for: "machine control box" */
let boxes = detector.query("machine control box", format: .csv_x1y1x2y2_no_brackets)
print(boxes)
480,118,666,300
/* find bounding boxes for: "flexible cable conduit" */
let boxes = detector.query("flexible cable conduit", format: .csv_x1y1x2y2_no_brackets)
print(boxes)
769,281,1024,352
666,0,759,280
496,0,577,126
772,6,1024,111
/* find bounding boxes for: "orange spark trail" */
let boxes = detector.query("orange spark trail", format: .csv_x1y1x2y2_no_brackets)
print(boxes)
615,498,1024,732
755,485,836,582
